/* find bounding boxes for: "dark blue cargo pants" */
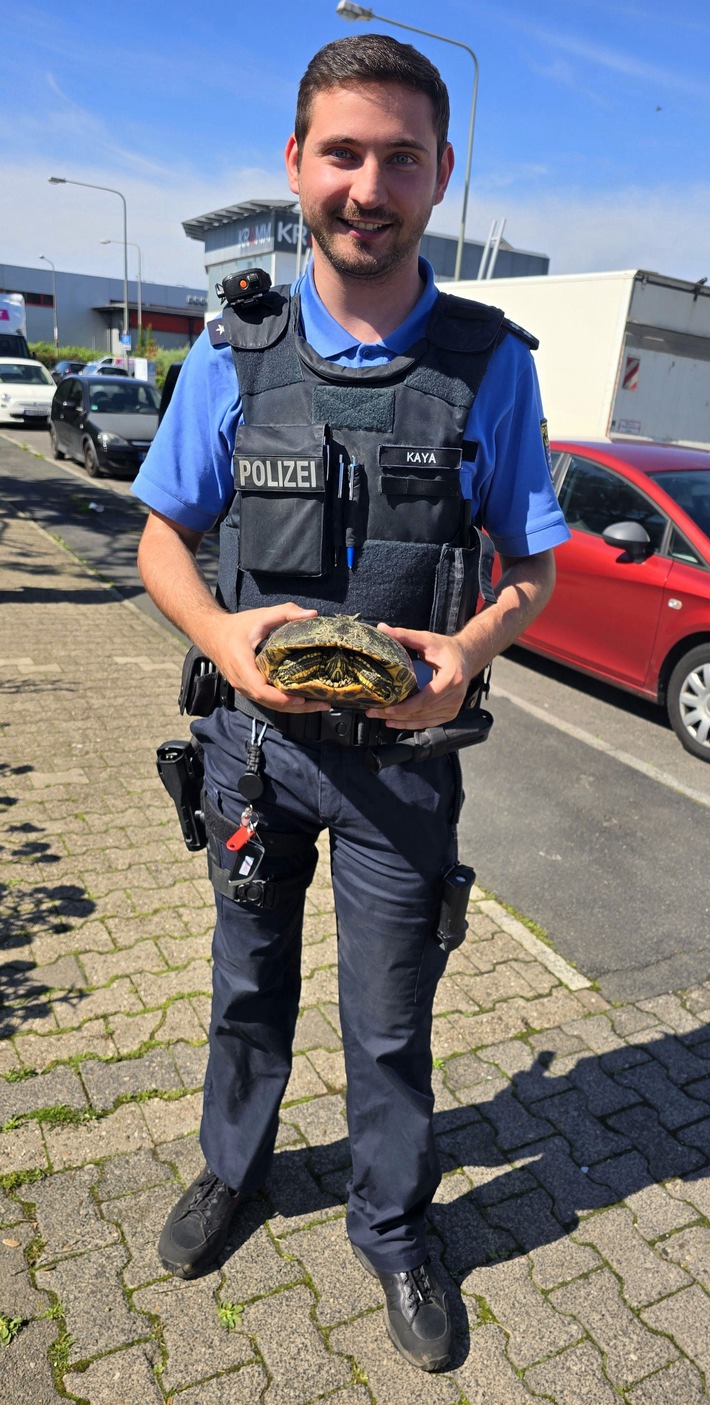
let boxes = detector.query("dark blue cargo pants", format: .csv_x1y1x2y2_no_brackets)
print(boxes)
192,706,462,1272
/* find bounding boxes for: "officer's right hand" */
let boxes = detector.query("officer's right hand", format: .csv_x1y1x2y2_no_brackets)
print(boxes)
207,604,330,713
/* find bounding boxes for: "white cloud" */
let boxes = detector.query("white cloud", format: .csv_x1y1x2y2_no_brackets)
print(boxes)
1,158,293,288
431,179,710,282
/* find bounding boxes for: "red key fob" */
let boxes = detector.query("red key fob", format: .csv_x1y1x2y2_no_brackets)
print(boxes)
226,824,252,852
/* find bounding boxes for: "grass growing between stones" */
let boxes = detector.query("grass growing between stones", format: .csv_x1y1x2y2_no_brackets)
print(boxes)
478,889,555,949
2,1104,97,1133
473,1295,497,1324
3,1067,37,1084
0,1168,45,1193
0,1314,25,1346
25,1231,46,1268
48,1326,74,1377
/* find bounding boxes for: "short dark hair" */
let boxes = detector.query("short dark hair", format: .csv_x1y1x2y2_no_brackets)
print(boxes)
295,34,450,163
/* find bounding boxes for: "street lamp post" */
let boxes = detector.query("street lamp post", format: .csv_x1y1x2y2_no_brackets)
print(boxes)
335,2,479,281
39,255,59,347
100,239,142,346
48,177,130,365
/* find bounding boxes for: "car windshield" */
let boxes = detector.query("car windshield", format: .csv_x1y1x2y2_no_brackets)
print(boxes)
0,363,54,385
647,469,710,538
87,381,159,414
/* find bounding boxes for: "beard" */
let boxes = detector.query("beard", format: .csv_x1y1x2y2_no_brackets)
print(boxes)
300,199,431,281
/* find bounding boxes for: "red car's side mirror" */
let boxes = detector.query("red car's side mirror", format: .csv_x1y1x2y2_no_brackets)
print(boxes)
602,520,653,562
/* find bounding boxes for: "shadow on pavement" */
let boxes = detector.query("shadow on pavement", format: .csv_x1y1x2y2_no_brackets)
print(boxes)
0,761,96,1036
0,584,119,607
209,1021,710,1339
0,451,219,606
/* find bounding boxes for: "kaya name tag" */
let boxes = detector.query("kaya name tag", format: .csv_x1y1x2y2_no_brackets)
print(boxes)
379,445,462,470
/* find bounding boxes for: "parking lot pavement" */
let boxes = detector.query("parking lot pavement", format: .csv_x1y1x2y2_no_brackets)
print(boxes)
2,502,710,1404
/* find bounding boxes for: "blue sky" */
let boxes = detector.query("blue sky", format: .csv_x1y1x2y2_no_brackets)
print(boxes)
3,0,709,290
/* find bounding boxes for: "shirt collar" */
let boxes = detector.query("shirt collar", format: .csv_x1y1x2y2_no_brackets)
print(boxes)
295,257,438,359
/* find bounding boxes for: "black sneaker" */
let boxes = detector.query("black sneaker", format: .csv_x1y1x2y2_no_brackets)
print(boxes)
352,1243,452,1371
158,1166,241,1279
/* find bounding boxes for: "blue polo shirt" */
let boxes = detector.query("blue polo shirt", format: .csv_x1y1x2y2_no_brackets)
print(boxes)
133,258,569,558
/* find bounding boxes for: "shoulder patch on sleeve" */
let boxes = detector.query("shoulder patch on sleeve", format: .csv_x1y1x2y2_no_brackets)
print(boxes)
503,317,539,351
207,317,229,348
541,418,553,474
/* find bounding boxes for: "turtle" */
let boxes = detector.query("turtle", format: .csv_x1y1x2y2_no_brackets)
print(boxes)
255,614,418,707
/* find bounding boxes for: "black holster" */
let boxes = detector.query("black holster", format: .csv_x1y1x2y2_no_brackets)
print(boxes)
156,739,206,851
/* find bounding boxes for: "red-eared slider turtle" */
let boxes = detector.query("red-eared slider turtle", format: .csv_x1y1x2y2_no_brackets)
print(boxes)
256,614,418,707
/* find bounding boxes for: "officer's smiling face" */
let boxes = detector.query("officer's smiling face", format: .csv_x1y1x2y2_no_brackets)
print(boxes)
285,81,453,282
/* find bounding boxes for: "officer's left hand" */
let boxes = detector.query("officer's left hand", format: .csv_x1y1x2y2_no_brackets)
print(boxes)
365,623,483,728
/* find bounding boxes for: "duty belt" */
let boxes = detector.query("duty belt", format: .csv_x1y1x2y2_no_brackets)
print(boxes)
219,679,399,748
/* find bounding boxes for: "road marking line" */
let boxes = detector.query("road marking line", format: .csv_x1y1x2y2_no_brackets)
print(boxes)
478,899,592,990
492,683,710,811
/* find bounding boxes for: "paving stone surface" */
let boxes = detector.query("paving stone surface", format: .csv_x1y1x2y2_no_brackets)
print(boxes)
3,506,710,1402
64,1343,164,1405
524,1339,619,1404
132,1276,255,1392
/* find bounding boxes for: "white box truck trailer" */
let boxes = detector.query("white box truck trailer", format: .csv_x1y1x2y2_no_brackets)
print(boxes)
442,269,710,449
0,293,31,359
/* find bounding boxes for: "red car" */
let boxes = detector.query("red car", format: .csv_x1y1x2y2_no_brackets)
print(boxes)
513,440,710,761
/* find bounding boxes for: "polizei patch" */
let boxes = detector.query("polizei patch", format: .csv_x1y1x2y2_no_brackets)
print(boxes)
379,445,462,470
238,456,325,491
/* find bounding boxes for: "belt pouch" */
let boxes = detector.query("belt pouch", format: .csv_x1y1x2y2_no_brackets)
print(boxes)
179,643,220,717
429,529,495,635
235,423,330,576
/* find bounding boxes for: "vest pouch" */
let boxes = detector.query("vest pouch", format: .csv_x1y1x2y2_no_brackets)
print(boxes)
429,530,496,635
235,423,330,576
373,444,464,544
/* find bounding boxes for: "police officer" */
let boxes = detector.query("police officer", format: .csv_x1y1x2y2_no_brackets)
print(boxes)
134,34,569,1373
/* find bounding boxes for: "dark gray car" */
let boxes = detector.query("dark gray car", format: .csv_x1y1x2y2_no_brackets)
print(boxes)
49,375,159,477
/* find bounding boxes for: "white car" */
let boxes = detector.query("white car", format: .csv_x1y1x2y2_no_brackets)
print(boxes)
83,355,130,377
0,358,56,423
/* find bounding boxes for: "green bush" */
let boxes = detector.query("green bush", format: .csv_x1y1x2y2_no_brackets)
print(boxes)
28,339,193,389
154,345,190,388
28,342,95,369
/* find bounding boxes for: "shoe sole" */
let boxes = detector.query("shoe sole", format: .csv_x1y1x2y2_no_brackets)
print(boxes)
158,1255,198,1280
351,1243,452,1373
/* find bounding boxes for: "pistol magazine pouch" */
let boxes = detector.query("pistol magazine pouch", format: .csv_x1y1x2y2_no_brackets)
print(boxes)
179,644,220,717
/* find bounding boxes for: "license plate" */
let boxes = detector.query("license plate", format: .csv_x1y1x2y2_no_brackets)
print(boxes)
24,408,48,417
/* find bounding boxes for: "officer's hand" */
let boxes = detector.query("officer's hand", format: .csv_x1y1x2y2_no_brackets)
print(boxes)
211,604,330,714
365,623,480,728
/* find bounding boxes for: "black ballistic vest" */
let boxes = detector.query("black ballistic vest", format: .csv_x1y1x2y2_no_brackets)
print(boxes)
215,285,535,633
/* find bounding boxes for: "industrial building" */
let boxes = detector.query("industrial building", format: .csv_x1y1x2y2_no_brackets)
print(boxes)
0,263,208,351
3,200,548,351
182,198,549,314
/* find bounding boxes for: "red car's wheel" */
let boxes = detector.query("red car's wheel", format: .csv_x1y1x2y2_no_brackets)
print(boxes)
667,645,710,762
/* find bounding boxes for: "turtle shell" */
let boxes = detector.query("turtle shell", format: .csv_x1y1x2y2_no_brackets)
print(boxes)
256,614,418,707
